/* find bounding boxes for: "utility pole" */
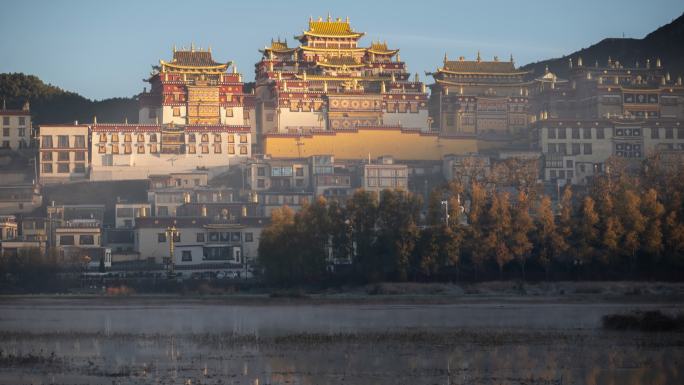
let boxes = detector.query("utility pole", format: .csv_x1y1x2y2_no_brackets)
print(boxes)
165,224,180,275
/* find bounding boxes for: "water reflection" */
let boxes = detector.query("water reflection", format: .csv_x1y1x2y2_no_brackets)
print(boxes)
0,300,682,384
1,331,682,385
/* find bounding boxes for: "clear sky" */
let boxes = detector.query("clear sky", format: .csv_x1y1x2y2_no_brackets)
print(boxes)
1,0,682,100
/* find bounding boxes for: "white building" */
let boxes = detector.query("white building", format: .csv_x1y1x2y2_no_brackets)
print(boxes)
39,124,90,184
363,156,408,193
133,217,266,276
90,123,252,181
1,103,32,150
533,118,684,185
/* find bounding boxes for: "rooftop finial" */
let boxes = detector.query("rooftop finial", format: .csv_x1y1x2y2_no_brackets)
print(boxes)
173,44,177,53
93,115,97,124
510,53,514,64
346,16,349,23
191,42,195,52
327,12,331,22
476,50,481,62
443,52,448,65
309,15,313,22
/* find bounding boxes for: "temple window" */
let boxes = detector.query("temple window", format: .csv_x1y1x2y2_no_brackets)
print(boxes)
173,107,181,117
124,144,132,154
225,108,233,117
149,134,157,142
213,143,222,153
201,134,209,143
137,134,145,142
240,135,248,143
137,145,145,154
98,144,106,154
228,145,235,154
201,144,209,154
214,134,221,143
111,144,119,154
239,146,248,155
188,144,196,154
111,133,119,142
124,134,132,142
244,110,250,119
99,133,107,143
188,134,196,142
150,144,158,153
227,135,234,143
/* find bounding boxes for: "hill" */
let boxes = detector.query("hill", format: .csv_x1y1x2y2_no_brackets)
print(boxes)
522,12,684,79
0,73,138,125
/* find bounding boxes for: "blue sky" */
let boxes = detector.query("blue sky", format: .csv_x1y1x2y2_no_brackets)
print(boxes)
1,0,682,100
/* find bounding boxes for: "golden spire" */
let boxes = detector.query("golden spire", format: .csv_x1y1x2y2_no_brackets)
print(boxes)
173,44,177,53
346,16,350,23
476,51,481,62
443,53,448,66
327,12,331,22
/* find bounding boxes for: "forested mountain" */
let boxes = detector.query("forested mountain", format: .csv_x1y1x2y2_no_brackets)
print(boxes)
0,73,138,125
522,12,684,79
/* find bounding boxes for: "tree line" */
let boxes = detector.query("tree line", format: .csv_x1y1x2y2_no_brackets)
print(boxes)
258,154,684,285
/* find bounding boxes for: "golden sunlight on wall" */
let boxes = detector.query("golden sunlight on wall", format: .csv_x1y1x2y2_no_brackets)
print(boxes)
263,127,478,160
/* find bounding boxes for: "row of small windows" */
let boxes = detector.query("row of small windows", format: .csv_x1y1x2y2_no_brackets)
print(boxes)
98,133,248,144
547,127,684,140
547,127,605,140
2,116,27,126
650,128,684,139
2,127,27,137
157,231,253,243
41,163,86,174
41,135,86,148
547,143,593,155
41,151,86,161
97,143,248,155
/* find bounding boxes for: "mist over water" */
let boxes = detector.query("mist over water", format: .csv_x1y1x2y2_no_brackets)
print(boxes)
1,298,682,385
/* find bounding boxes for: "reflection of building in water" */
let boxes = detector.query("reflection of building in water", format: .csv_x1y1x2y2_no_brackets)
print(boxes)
255,15,429,139
428,53,532,135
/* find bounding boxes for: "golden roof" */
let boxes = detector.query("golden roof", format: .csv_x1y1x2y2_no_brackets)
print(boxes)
298,16,364,38
367,41,399,55
260,39,297,54
160,48,230,72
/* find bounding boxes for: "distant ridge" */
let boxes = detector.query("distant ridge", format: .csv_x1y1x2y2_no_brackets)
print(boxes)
522,12,684,79
0,73,138,125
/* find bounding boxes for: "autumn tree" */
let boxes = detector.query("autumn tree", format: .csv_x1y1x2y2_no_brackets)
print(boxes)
535,195,566,279
510,191,534,280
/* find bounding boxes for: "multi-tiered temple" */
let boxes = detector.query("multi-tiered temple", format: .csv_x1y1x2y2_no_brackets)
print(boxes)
87,47,253,181
428,53,532,136
254,15,429,137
